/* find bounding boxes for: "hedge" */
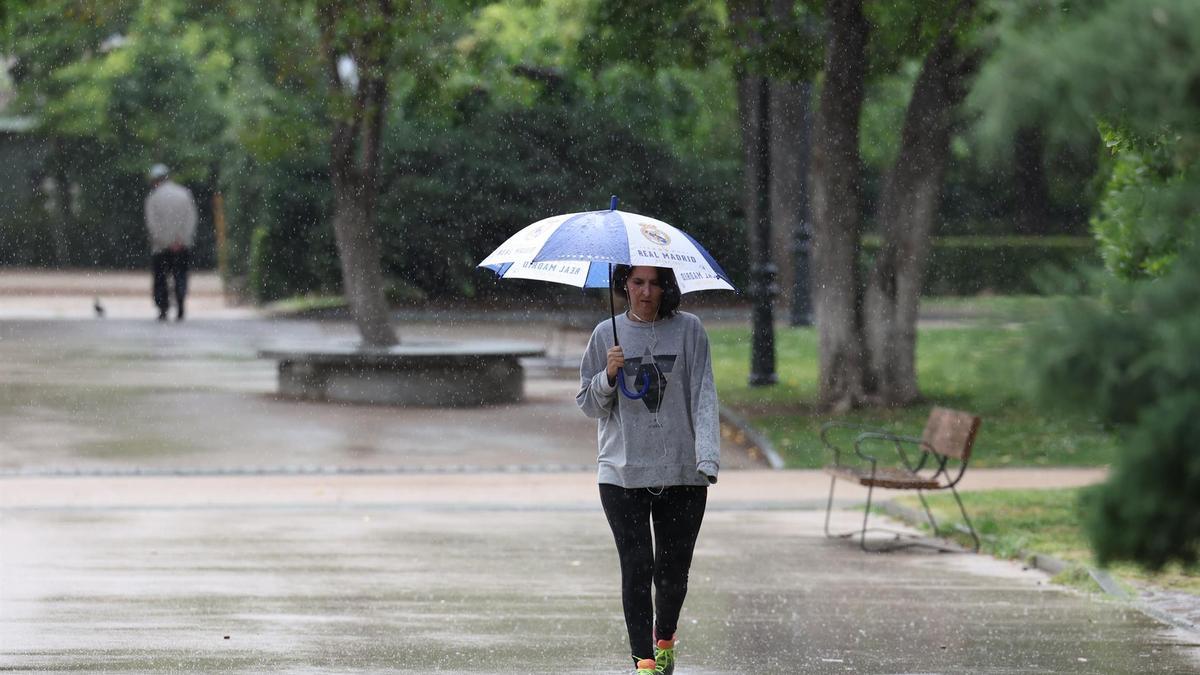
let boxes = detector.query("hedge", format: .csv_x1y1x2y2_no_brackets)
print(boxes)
862,235,1099,296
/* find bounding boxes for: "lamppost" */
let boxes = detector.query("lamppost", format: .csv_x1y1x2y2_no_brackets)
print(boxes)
749,74,777,386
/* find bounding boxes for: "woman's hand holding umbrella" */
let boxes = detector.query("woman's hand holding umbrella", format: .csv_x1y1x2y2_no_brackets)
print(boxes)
606,346,624,387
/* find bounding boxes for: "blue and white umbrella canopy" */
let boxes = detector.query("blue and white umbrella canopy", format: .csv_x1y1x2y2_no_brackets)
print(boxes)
480,198,735,400
478,198,735,294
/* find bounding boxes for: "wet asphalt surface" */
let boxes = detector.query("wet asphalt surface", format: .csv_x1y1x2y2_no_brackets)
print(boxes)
1,309,1199,673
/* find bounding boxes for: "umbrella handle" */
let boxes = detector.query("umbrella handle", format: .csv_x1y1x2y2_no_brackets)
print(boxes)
617,369,650,399
607,257,647,400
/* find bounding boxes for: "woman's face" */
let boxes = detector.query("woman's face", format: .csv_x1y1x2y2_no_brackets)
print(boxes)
626,266,664,319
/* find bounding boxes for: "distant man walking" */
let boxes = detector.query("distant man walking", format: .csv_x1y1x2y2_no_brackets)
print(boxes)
144,164,197,321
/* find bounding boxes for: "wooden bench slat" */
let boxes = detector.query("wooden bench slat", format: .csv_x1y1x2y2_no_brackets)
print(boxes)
823,465,941,490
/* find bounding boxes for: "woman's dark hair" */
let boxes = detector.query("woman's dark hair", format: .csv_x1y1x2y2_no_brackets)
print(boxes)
611,265,681,318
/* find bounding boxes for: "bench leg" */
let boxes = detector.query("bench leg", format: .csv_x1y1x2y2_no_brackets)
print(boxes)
824,476,865,542
825,479,977,554
917,490,940,534
857,484,911,553
826,478,916,551
823,474,839,539
859,481,876,552
950,486,981,553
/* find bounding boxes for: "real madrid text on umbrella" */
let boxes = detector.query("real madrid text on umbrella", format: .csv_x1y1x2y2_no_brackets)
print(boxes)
479,196,735,398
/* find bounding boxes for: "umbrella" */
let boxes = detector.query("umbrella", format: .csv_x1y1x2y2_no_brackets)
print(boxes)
479,196,735,398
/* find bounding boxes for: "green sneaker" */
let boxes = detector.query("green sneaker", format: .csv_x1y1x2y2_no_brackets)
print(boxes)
654,638,676,675
634,657,661,674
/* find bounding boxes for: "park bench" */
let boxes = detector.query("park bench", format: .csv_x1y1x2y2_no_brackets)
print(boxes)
821,407,982,552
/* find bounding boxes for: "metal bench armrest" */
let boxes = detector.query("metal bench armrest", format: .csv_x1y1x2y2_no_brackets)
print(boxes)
820,421,888,466
854,432,936,475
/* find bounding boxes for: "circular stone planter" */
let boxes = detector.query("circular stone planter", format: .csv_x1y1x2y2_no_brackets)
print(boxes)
259,341,546,407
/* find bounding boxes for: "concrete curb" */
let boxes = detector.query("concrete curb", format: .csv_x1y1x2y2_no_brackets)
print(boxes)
718,404,785,470
880,499,1200,639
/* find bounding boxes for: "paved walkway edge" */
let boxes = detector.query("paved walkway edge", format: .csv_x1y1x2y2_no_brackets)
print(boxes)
719,404,785,469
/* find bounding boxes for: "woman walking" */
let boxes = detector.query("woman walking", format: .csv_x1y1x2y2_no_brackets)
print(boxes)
577,264,720,675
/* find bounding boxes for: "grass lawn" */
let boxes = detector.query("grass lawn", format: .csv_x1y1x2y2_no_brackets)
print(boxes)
708,319,1119,469
712,296,1198,597
892,489,1200,594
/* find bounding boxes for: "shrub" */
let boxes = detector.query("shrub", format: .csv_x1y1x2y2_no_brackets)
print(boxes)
862,235,1098,296
1029,245,1200,569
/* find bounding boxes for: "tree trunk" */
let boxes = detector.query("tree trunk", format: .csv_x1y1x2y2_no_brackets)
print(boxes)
330,181,396,347
328,123,397,347
319,2,398,348
809,0,869,412
863,6,977,406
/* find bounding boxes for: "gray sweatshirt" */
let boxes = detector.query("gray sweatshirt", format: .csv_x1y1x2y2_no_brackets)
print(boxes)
577,311,720,488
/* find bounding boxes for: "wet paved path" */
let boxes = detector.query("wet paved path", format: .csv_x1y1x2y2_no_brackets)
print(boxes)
1,271,1199,672
4,490,1198,674
0,317,758,475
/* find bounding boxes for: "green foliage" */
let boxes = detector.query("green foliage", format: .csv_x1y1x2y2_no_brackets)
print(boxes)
452,0,592,106
865,0,979,76
972,0,1200,149
6,0,138,90
1080,394,1200,570
387,101,743,298
727,2,823,82
577,0,726,73
453,0,740,163
2,0,1104,279
0,203,57,266
710,321,1120,469
858,61,918,170
16,1,227,177
586,62,740,162
4,0,229,267
228,148,337,301
977,0,1200,570
1028,246,1200,569
1091,125,1199,279
862,235,1097,296
242,100,743,302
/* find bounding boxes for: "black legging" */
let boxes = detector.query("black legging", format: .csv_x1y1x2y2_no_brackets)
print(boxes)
599,483,708,662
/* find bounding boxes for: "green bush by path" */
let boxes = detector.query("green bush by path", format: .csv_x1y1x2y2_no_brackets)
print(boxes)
1028,248,1200,570
707,319,1119,469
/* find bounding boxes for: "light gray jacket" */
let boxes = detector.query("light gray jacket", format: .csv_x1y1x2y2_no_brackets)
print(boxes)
577,311,720,488
144,181,198,253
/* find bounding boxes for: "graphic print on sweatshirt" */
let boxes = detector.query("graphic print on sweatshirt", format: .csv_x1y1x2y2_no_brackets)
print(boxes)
622,347,678,414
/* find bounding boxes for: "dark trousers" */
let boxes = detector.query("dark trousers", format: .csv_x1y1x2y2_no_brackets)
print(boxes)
151,248,190,318
599,483,708,661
